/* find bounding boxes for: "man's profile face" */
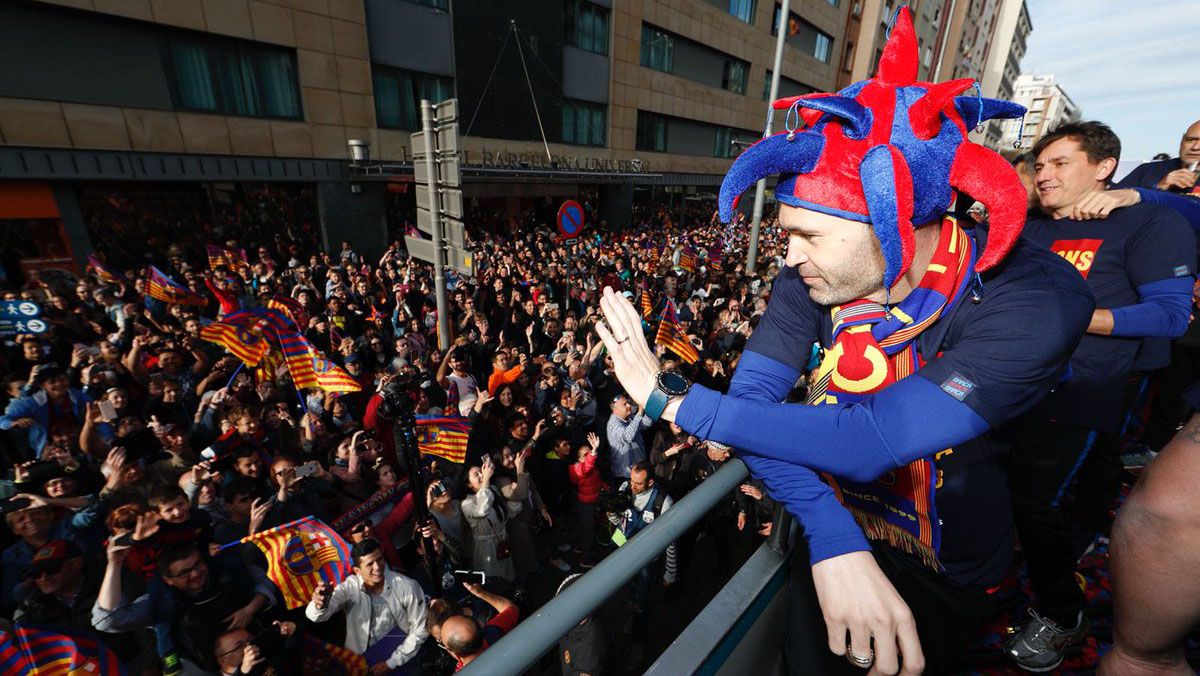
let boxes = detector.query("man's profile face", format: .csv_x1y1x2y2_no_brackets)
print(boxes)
1179,121,1200,166
779,205,886,306
1013,160,1038,210
630,468,652,495
1034,137,1113,214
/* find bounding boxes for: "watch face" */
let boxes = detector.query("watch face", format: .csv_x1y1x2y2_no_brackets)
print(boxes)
657,370,690,396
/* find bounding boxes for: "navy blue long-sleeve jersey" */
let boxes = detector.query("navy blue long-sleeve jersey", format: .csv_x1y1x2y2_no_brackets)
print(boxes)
675,235,1093,587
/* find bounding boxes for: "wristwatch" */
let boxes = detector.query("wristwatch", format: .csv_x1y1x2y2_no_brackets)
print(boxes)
645,370,691,423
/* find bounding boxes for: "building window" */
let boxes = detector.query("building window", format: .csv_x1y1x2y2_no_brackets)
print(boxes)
813,32,832,62
715,127,736,157
561,99,607,146
372,66,453,131
772,6,835,63
640,25,674,73
728,0,756,23
636,110,667,151
763,69,819,101
841,41,855,73
566,0,609,55
723,59,749,95
166,37,302,119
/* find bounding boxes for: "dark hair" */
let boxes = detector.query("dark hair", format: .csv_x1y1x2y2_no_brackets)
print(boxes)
220,478,259,505
148,484,187,509
1032,121,1121,181
1010,151,1033,168
350,537,381,565
426,597,463,634
158,542,201,576
629,460,652,477
32,365,66,389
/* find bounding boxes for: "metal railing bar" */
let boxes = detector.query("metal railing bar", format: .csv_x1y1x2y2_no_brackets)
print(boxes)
459,458,751,676
644,532,791,676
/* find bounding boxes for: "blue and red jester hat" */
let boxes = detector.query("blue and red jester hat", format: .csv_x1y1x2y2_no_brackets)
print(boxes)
719,5,1028,290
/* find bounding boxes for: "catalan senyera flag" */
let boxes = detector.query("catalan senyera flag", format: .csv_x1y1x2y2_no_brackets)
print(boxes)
205,244,247,272
86,253,121,285
146,266,207,307
678,248,698,273
299,634,368,676
640,289,654,320
238,516,352,610
655,298,699,364
200,319,270,366
415,416,470,463
0,624,124,676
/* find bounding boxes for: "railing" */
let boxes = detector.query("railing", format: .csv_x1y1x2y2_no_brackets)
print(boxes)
459,458,756,676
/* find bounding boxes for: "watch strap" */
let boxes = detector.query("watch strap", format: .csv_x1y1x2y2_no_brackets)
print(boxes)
644,388,669,423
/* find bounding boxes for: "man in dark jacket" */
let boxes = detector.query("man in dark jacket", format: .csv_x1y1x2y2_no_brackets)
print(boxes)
15,540,139,662
1114,119,1200,193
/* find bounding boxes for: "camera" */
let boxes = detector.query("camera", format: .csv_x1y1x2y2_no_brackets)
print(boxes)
595,489,631,516
430,481,448,499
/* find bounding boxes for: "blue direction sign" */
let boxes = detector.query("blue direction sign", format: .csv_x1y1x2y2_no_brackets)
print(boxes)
0,301,46,335
0,300,42,318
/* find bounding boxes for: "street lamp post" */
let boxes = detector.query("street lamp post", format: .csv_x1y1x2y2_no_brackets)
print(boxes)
745,0,791,275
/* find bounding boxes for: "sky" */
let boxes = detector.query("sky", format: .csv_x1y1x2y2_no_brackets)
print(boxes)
1021,0,1200,162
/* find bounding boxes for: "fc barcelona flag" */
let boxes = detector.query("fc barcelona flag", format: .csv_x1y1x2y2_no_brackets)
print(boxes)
237,516,352,609
678,248,698,273
655,298,699,364
200,320,269,366
267,296,308,332
299,634,367,676
146,266,207,307
85,253,121,285
281,333,361,393
0,624,124,675
415,416,470,463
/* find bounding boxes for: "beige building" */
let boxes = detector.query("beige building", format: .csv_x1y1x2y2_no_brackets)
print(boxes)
1001,73,1081,150
0,0,858,274
839,0,1031,148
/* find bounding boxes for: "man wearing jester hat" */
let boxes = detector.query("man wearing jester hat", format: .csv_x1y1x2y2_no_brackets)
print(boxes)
594,7,1094,675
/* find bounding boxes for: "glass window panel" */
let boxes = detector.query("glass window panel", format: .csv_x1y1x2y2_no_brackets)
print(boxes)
168,42,218,111
563,103,576,143
257,49,300,118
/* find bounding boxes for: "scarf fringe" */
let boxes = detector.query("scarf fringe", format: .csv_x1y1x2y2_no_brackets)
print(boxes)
848,507,944,571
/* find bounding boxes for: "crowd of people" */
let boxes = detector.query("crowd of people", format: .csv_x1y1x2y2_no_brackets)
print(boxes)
0,186,787,674
1,15,1199,673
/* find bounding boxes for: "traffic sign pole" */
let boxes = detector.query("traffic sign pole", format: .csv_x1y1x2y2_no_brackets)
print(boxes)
419,98,452,352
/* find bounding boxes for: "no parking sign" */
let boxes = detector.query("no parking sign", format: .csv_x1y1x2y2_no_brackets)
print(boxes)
557,200,586,239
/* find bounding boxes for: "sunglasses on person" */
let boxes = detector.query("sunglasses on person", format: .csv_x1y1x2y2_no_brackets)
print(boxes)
30,561,64,579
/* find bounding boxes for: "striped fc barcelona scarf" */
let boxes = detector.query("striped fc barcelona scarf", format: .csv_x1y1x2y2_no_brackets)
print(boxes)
806,217,974,569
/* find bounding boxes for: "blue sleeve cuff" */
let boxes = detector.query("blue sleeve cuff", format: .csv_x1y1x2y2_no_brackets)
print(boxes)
1110,276,1194,338
1133,188,1200,230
